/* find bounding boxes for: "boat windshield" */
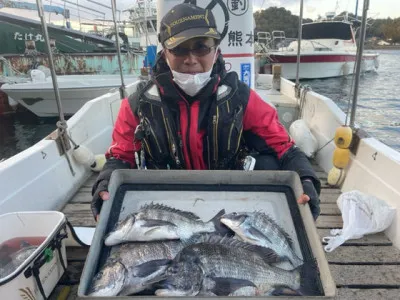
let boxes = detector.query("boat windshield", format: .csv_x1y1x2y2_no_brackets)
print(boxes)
302,22,353,40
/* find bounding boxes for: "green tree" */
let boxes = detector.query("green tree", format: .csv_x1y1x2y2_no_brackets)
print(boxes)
254,7,312,38
254,8,397,42
382,18,400,43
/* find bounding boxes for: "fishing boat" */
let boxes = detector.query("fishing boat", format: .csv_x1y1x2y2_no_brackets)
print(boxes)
0,72,138,117
256,13,380,79
1,0,400,299
124,0,158,49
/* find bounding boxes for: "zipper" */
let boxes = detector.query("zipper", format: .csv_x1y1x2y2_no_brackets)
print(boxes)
185,102,191,166
227,106,243,151
142,138,153,160
213,106,219,163
235,128,243,153
161,107,184,168
207,136,211,169
166,119,181,167
144,117,162,154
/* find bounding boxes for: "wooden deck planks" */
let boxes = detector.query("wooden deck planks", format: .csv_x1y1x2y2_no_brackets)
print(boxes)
60,166,400,299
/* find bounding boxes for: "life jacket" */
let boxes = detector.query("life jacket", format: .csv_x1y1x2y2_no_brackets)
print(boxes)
129,54,250,170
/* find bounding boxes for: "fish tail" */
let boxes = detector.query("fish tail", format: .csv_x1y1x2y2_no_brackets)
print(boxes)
297,259,321,296
209,209,234,236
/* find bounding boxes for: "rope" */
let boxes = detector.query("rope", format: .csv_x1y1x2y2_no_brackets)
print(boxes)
56,121,76,176
0,56,26,77
296,83,312,119
313,138,335,158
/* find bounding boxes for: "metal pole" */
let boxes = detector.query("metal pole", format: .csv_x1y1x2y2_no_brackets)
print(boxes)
36,0,66,122
349,0,369,127
76,0,82,31
36,0,75,175
355,0,359,19
86,0,122,19
295,0,304,97
111,0,126,98
59,0,106,17
48,0,52,23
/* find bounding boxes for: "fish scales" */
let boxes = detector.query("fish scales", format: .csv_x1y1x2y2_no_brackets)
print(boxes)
220,212,303,268
191,242,299,292
157,235,302,296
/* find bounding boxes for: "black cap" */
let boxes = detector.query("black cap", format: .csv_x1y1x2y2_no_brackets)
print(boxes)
159,3,221,49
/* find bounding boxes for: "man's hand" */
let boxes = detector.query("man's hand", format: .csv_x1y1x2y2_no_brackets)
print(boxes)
297,193,310,204
298,179,321,220
91,180,109,222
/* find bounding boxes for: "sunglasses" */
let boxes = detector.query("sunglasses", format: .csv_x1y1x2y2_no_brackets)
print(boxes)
168,44,217,57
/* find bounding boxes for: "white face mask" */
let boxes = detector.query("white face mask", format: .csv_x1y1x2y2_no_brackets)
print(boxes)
167,47,219,97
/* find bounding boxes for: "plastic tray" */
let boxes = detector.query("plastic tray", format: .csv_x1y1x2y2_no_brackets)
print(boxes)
78,170,336,299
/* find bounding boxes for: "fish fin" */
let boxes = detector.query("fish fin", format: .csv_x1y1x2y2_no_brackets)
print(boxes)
298,259,321,296
246,227,273,244
255,212,295,248
209,209,234,237
141,219,177,227
210,277,256,296
270,286,302,296
132,259,172,277
141,203,200,220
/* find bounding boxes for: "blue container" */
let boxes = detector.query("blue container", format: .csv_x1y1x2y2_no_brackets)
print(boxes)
145,45,157,68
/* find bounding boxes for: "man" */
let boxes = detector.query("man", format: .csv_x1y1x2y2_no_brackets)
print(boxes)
91,3,321,221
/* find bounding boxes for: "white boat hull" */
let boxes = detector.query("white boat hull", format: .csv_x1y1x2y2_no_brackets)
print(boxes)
1,74,138,117
267,53,379,80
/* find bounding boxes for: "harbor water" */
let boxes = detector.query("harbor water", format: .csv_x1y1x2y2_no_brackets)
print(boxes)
0,50,399,160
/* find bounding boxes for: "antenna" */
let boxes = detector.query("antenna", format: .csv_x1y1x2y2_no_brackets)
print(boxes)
335,0,340,15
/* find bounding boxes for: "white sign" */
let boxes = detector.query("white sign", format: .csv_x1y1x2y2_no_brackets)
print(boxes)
14,32,45,42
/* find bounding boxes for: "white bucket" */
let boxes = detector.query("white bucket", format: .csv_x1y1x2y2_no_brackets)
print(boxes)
0,211,68,300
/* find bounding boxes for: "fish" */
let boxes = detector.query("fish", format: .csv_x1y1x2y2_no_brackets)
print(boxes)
0,241,38,279
220,211,303,268
104,203,228,246
89,238,202,296
154,234,317,297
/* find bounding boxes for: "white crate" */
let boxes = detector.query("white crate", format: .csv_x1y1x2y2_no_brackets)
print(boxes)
0,211,68,300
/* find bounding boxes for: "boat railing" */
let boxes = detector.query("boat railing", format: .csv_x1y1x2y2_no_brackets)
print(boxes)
256,30,297,53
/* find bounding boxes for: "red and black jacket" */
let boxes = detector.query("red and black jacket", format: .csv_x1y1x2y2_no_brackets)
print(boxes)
94,53,321,193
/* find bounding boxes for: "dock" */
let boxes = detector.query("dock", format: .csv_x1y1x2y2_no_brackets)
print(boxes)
52,165,400,299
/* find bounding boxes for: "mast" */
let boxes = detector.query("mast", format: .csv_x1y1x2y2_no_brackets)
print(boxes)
111,0,126,98
349,0,369,127
295,0,304,96
355,0,359,19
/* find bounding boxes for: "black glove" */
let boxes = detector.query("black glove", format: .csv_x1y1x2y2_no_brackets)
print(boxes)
90,158,131,220
91,179,109,221
302,180,321,220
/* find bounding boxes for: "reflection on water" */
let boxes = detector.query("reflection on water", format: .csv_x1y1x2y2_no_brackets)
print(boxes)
302,49,400,152
0,112,58,160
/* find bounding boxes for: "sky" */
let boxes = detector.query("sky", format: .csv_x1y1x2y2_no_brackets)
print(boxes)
2,0,400,26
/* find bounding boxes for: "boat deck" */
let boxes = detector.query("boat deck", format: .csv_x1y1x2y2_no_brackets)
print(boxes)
51,165,400,299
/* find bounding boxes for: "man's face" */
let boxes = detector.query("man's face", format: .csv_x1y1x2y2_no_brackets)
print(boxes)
164,37,218,74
